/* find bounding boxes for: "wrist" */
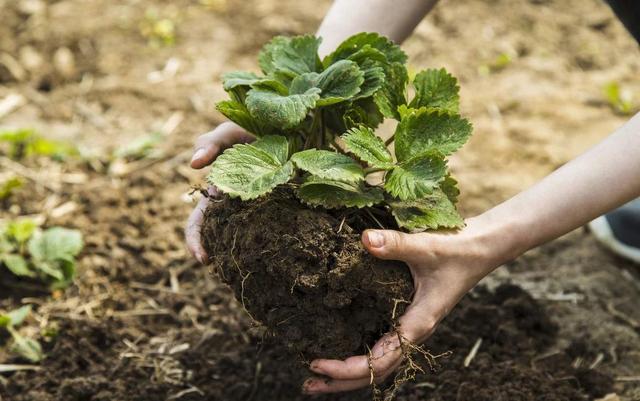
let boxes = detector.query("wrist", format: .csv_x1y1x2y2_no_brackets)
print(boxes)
463,209,532,270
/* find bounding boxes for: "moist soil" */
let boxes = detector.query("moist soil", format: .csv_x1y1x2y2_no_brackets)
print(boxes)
2,0,640,400
202,187,413,362
2,280,616,401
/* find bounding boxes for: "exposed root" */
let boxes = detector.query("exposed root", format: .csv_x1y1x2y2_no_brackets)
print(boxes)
365,208,385,229
230,228,257,323
391,298,410,321
370,326,452,401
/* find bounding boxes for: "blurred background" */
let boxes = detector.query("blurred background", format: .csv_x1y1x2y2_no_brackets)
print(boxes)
0,0,638,400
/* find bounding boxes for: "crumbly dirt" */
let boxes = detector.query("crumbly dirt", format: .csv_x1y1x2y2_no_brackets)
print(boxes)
202,187,413,361
1,0,640,400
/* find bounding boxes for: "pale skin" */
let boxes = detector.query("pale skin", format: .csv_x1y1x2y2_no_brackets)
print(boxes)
185,0,640,394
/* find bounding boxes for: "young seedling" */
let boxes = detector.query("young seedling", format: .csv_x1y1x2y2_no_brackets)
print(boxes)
0,128,78,161
0,219,84,289
208,33,472,231
0,305,43,363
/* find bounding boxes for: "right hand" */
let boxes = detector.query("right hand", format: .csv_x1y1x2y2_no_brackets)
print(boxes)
185,121,254,264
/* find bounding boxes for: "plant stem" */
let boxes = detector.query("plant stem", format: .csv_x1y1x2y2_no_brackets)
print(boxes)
317,110,324,150
364,167,387,175
306,111,322,150
384,135,395,147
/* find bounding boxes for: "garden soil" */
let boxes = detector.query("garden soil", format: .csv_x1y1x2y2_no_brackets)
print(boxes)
1,0,639,400
202,187,413,362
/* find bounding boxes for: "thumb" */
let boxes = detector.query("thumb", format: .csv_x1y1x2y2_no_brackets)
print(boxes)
362,229,422,262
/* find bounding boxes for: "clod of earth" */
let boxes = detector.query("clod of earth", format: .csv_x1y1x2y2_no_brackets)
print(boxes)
203,187,413,361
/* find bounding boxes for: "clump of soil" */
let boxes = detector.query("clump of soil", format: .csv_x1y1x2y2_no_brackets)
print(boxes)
202,187,414,361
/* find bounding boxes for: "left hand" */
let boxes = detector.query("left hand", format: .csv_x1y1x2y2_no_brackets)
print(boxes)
302,216,503,394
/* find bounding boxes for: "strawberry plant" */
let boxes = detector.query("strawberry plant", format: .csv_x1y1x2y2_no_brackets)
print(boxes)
208,32,472,231
0,128,78,161
0,305,43,363
0,219,83,289
200,33,474,383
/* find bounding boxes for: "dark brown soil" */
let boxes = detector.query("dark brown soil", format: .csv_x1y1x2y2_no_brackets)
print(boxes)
2,0,640,400
202,187,413,362
2,282,614,401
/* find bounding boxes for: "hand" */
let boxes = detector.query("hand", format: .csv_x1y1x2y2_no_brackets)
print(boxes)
185,122,254,263
303,216,504,394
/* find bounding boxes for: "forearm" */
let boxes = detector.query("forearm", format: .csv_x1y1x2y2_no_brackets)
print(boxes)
316,0,438,57
478,112,640,263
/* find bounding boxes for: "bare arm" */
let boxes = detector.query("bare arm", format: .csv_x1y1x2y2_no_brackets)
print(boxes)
487,112,640,264
316,0,439,57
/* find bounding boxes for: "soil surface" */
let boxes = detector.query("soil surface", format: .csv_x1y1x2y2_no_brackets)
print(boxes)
202,188,413,362
1,0,639,400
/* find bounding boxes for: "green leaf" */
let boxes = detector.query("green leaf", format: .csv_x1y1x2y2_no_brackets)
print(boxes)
28,228,83,263
245,87,320,129
26,137,77,161
346,44,388,66
441,174,460,204
222,71,258,102
8,327,43,363
208,135,294,200
345,46,386,99
323,32,407,67
222,71,289,99
2,254,34,277
373,62,408,120
0,235,13,254
222,71,260,91
290,60,365,106
297,176,384,209
259,35,321,77
384,152,447,200
315,60,364,104
341,126,394,169
0,176,23,200
394,107,472,161
354,61,385,100
1,305,32,327
250,135,290,165
324,33,407,117
7,219,37,244
50,258,76,289
389,190,464,231
344,98,385,129
326,97,385,133
409,68,460,113
291,149,364,183
0,129,35,159
31,260,64,281
216,100,275,137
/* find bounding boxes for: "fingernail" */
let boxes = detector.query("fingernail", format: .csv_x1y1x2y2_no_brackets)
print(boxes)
309,362,323,374
191,148,206,164
302,379,314,393
366,231,385,248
